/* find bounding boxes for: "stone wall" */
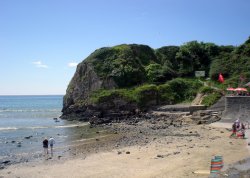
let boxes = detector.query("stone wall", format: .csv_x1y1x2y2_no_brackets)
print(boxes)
223,96,250,122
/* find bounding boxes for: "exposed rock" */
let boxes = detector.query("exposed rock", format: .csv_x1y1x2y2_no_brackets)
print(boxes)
191,110,221,124
156,154,164,158
1,160,10,164
24,136,32,139
17,142,22,147
61,45,161,122
61,61,118,120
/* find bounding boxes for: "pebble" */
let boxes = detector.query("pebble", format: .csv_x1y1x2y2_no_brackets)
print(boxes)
156,154,164,158
0,166,5,170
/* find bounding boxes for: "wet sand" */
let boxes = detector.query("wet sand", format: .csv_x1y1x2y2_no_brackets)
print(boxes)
0,120,249,178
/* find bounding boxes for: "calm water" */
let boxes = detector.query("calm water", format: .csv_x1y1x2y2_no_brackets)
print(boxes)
0,95,103,159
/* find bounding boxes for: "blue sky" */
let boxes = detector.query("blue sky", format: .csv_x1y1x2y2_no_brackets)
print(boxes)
0,0,250,95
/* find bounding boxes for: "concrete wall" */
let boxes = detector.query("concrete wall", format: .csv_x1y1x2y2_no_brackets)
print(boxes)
223,96,250,122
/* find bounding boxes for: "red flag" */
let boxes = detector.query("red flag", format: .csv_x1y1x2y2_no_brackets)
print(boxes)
218,73,224,83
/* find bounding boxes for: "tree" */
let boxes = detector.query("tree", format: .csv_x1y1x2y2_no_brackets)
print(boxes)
145,64,164,83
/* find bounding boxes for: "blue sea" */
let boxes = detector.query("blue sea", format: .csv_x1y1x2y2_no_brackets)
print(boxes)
0,95,102,161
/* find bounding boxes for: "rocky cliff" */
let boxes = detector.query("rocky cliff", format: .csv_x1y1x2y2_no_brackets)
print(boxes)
61,44,157,121
61,61,118,120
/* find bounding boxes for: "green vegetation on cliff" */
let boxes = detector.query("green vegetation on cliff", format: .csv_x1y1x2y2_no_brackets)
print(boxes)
64,37,250,110
90,78,202,107
86,44,158,87
85,37,250,88
199,86,222,107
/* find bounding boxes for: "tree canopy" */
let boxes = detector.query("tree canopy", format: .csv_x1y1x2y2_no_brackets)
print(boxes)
84,37,250,88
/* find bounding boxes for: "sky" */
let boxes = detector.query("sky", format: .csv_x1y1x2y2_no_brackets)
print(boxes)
0,0,250,95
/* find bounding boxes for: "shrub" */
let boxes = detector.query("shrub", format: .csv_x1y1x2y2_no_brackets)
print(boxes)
166,78,202,103
90,89,135,104
201,92,221,107
157,84,175,104
199,86,215,94
134,84,158,107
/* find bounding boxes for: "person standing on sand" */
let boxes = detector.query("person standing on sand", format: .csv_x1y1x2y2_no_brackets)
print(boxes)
48,136,55,156
230,122,237,137
43,138,49,157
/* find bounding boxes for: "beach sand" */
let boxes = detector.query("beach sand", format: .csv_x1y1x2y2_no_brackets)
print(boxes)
1,121,249,178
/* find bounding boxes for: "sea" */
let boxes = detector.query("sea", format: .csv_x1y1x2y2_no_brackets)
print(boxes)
0,95,103,161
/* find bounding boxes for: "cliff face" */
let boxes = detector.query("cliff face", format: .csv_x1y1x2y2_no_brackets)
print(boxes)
62,61,117,119
61,44,157,121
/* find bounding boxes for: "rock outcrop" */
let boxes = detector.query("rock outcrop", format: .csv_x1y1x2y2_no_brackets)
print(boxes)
61,61,118,120
61,44,157,121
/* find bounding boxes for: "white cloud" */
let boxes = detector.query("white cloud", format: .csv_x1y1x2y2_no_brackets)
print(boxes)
68,62,78,67
32,61,48,68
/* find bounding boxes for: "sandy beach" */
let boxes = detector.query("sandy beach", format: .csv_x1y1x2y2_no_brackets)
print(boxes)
1,119,249,178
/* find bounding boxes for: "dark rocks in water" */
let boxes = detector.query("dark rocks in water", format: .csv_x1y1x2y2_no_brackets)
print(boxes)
53,118,60,122
0,160,11,170
1,160,10,164
11,141,16,143
24,136,32,139
17,142,22,147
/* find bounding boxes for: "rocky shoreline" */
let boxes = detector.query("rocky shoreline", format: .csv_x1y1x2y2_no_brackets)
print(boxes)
0,112,188,169
1,112,250,177
0,110,210,169
1,108,219,166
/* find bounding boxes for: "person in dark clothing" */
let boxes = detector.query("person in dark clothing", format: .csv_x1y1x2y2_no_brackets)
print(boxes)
240,123,246,138
43,138,49,157
230,122,237,137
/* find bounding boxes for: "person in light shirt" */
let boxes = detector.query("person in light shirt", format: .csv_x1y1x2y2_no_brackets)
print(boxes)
48,137,55,156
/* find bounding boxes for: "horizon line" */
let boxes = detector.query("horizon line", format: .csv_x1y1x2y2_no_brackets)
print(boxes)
0,94,65,96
